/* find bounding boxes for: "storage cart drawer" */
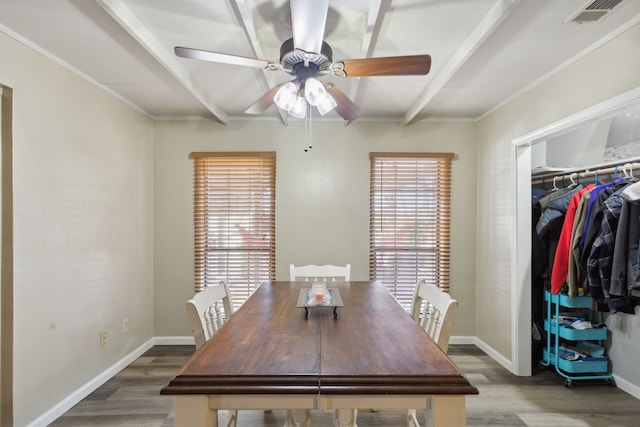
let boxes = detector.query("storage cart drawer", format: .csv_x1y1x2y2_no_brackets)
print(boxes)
544,319,607,340
543,349,609,374
545,291,592,309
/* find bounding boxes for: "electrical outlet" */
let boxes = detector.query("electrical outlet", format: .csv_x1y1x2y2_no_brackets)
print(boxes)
122,318,129,332
100,331,107,347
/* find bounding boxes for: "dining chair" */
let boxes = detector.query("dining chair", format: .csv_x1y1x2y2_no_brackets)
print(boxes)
185,280,238,427
289,263,351,282
406,279,459,427
186,280,234,351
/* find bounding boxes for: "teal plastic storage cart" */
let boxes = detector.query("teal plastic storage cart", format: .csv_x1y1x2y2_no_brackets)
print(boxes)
540,291,613,387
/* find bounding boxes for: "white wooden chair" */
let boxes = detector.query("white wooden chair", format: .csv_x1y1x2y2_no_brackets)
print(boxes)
186,280,234,351
410,279,458,352
289,264,351,282
185,280,238,427
407,279,458,427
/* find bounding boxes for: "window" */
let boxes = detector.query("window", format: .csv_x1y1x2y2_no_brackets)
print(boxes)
369,152,453,309
191,152,276,309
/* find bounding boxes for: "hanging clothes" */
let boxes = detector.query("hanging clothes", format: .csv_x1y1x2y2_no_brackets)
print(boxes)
550,184,594,295
579,177,628,253
534,161,640,314
580,179,630,273
567,188,592,296
536,185,583,281
586,191,626,311
609,181,640,313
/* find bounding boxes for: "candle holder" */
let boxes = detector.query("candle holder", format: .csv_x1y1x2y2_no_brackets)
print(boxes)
296,285,344,319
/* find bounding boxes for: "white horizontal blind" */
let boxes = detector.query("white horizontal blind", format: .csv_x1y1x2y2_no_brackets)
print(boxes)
192,152,276,309
369,153,452,310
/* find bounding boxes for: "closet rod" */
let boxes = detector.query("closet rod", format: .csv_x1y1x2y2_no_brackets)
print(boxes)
531,159,640,185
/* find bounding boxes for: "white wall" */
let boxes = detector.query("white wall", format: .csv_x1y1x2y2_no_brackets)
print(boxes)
153,119,478,338
477,20,640,392
0,31,155,426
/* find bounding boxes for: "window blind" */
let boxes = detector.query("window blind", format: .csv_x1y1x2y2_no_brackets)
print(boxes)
192,152,276,309
369,152,453,309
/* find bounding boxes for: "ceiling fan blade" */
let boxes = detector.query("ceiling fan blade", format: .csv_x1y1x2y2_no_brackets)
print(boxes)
290,0,329,53
331,55,431,77
175,47,280,70
324,83,362,122
244,84,284,114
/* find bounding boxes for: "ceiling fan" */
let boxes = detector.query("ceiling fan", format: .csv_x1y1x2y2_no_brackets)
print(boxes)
174,0,431,122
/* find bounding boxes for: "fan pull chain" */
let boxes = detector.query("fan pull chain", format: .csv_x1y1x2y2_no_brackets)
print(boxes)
304,103,313,152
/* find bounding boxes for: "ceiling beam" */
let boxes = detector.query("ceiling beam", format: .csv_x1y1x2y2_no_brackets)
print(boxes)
346,0,386,124
97,0,230,124
402,0,519,125
230,0,288,125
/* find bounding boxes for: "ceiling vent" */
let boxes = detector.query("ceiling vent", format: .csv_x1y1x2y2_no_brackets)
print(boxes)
566,0,626,23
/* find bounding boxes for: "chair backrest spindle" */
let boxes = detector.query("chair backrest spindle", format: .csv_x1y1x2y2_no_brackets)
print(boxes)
186,280,234,351
409,279,457,352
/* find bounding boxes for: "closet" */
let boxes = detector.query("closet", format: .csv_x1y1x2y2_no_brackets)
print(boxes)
531,159,640,385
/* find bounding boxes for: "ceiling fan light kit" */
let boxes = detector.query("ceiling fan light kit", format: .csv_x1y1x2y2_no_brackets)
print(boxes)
274,76,337,118
174,0,431,122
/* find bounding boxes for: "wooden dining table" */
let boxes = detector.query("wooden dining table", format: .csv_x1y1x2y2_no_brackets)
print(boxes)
161,281,478,426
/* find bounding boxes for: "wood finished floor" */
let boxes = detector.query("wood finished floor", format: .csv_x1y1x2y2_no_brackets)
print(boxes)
49,345,640,427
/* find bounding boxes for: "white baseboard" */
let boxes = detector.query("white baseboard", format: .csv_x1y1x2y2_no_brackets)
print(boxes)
470,336,514,372
26,338,156,427
154,335,195,346
613,374,640,400
449,335,476,345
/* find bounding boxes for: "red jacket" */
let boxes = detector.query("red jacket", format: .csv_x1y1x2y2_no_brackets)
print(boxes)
551,184,594,294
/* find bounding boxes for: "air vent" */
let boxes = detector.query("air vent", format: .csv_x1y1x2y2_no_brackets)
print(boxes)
566,0,626,23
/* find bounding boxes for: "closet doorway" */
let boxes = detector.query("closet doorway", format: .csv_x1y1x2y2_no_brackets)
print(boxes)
512,87,640,377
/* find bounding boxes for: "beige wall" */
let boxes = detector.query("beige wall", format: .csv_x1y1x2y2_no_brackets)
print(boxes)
0,32,155,426
153,119,477,338
477,20,640,386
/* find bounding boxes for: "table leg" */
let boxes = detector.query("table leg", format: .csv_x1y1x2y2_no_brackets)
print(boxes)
174,395,218,427
408,394,433,427
284,409,310,427
407,409,418,427
333,408,358,427
293,409,311,427
425,395,465,427
284,409,293,427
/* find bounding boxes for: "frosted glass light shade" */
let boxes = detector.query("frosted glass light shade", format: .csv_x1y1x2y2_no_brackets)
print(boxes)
304,78,327,107
289,96,307,118
274,82,298,111
316,92,337,115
